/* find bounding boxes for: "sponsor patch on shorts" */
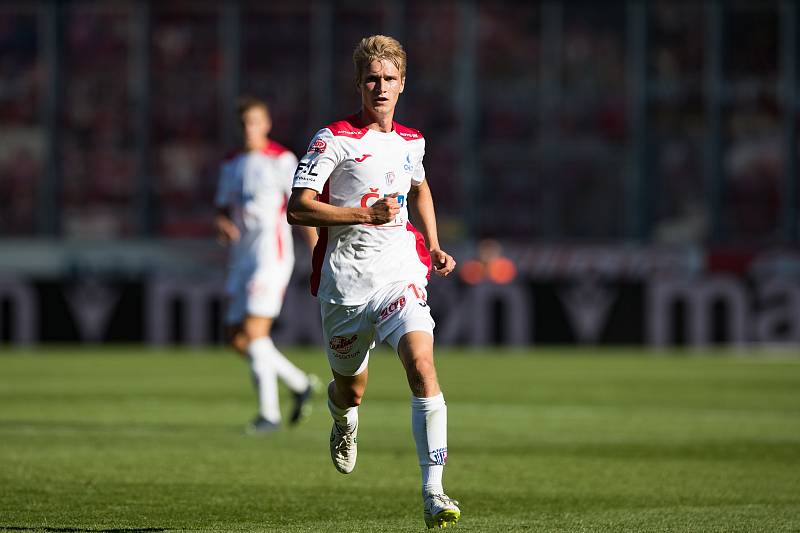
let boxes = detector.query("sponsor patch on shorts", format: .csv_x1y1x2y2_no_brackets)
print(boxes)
378,296,406,322
329,334,358,357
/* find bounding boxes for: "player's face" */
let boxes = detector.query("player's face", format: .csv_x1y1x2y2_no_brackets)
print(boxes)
242,107,271,148
359,59,405,118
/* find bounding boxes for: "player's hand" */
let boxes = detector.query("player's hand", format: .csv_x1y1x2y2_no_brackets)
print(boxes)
430,248,456,277
368,193,401,225
215,216,240,245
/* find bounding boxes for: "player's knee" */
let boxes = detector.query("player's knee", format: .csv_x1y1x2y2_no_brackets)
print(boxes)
330,379,364,408
342,388,364,407
411,355,436,379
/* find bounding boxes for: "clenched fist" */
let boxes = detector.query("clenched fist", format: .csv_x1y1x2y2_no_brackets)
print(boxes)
368,193,401,225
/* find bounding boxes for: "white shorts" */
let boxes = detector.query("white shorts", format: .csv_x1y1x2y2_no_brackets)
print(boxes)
225,261,293,324
321,280,435,376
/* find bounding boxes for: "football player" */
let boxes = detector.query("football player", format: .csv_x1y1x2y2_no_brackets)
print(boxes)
287,36,460,529
215,96,319,433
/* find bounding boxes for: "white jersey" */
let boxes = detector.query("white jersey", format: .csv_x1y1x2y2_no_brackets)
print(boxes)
293,114,432,305
215,141,298,273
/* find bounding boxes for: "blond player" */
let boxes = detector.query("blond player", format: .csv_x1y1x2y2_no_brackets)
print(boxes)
215,96,318,433
286,36,460,528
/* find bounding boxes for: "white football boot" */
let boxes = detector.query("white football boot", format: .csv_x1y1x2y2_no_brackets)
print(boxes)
423,493,461,529
329,420,358,474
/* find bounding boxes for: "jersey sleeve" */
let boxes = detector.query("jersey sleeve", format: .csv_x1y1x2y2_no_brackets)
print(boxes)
411,139,426,186
214,161,234,208
293,128,343,193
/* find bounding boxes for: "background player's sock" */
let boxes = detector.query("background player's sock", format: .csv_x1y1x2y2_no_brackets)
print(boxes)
248,337,281,423
411,393,447,496
327,381,358,431
261,336,310,393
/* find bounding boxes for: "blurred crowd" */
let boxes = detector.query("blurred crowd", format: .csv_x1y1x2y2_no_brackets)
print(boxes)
0,1,792,245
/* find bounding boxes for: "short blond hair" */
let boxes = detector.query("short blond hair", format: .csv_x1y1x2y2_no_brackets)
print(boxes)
236,95,269,123
353,35,407,85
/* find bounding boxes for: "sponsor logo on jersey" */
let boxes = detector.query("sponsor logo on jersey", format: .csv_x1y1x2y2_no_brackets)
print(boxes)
329,334,358,356
385,171,396,186
337,129,362,136
379,296,406,322
398,130,421,139
360,188,406,208
295,161,318,180
308,138,327,153
429,447,448,465
355,154,372,163
403,153,414,172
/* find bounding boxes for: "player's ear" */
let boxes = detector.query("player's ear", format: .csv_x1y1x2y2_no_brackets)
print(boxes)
399,77,405,93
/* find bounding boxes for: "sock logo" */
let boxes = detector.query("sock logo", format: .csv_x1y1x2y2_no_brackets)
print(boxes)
429,447,448,465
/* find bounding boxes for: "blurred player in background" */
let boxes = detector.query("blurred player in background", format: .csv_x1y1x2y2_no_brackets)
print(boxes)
287,36,461,528
215,96,319,433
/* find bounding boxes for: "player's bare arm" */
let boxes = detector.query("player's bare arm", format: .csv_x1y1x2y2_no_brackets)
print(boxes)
214,207,240,244
407,180,456,276
297,224,319,252
287,187,400,227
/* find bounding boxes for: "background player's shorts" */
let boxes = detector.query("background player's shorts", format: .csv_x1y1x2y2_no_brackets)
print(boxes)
225,260,293,324
320,280,435,376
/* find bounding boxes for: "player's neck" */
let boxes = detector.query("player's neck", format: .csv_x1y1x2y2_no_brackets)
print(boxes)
245,138,268,152
359,109,394,133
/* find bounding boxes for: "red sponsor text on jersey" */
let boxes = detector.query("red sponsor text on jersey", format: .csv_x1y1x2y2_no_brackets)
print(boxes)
326,114,369,139
393,122,423,140
324,114,424,141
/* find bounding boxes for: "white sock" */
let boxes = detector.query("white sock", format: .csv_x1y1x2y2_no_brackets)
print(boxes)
248,337,281,423
260,336,309,393
327,381,358,431
411,393,447,496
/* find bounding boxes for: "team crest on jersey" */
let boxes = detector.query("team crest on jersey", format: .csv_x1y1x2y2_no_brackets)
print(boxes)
308,138,327,153
329,334,358,356
385,171,396,186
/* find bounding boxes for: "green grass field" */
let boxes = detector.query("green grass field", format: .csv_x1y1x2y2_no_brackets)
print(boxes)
0,346,799,532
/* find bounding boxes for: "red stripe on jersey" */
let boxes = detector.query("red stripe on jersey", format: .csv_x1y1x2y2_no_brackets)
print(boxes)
222,140,291,163
262,140,290,157
310,182,330,296
406,222,432,280
325,113,369,139
393,121,424,141
277,194,287,261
